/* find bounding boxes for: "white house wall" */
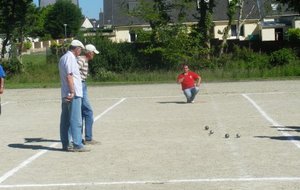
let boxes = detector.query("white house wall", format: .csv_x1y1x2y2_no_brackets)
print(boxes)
82,18,93,29
261,28,275,41
111,29,131,42
214,21,259,40
241,23,259,40
294,20,300,28
112,22,260,42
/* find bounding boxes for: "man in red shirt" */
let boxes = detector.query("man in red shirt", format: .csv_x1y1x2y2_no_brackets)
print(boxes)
177,65,201,103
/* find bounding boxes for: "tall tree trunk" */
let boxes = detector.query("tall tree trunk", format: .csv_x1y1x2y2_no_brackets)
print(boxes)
218,0,238,57
218,26,230,57
236,0,244,40
1,35,10,58
197,0,215,59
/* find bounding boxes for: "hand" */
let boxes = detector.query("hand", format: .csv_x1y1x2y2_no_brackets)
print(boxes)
178,77,184,83
65,92,74,101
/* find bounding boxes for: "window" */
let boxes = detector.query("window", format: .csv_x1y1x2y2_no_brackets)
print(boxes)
231,25,244,37
240,25,244,36
129,31,136,42
231,25,237,36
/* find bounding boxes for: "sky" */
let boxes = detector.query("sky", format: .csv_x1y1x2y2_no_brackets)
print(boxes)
33,0,103,19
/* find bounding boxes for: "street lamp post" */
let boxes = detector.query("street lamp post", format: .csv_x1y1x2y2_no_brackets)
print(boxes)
63,24,67,38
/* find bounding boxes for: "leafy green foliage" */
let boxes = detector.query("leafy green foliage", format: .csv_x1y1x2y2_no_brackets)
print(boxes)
86,36,140,79
1,58,24,76
0,0,38,57
269,48,297,66
23,42,32,50
44,0,83,39
276,0,300,13
30,5,53,39
287,28,300,42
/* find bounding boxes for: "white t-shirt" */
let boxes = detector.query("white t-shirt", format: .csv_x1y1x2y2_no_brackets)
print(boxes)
58,51,83,98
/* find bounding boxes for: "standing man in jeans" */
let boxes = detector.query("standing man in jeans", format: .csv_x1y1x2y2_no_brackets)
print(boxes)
58,39,89,152
78,44,99,145
177,64,201,103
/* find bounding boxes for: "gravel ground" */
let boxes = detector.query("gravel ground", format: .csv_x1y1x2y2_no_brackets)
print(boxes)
0,80,299,190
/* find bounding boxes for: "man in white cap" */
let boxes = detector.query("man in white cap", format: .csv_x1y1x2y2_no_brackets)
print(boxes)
77,44,99,145
58,39,90,152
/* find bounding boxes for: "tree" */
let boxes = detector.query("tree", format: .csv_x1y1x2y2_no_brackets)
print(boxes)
193,0,215,58
219,0,239,57
276,0,300,13
0,0,37,58
129,0,172,44
29,5,53,40
44,0,83,39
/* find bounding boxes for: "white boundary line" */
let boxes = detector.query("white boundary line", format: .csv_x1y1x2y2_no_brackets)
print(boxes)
242,93,300,149
1,177,300,188
94,98,126,121
0,143,59,184
0,101,9,106
0,98,126,185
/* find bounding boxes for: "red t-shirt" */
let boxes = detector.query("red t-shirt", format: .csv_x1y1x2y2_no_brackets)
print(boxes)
177,71,200,90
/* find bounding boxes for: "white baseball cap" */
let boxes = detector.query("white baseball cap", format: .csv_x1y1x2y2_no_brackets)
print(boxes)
70,40,85,49
85,44,99,54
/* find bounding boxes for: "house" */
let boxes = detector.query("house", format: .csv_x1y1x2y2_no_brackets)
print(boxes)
102,0,299,42
259,0,300,41
81,17,99,30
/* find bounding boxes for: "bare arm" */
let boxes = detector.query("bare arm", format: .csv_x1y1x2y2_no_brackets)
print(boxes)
177,73,185,84
195,75,201,87
65,74,75,101
177,77,184,84
0,78,4,94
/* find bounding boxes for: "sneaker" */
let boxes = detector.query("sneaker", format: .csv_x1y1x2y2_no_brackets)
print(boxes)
84,140,101,145
62,143,74,152
71,147,91,152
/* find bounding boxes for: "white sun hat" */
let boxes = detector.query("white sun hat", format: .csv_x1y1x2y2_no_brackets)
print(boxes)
85,44,99,54
71,40,85,49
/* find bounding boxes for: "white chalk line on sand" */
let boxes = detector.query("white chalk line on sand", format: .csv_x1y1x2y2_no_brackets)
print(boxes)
0,177,300,188
0,101,9,106
0,98,126,185
242,94,300,149
0,143,59,184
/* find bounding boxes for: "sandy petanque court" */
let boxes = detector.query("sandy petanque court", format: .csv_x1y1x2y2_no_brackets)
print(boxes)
0,80,299,190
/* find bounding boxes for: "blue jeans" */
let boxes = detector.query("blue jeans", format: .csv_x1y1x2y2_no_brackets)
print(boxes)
183,87,199,103
82,81,94,141
60,96,84,149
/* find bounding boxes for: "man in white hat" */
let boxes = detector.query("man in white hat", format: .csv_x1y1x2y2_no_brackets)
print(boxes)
77,44,99,145
58,39,90,152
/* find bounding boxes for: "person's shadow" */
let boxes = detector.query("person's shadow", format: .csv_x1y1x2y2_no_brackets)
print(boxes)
254,135,300,141
8,138,62,151
254,126,300,141
271,126,300,132
157,101,186,104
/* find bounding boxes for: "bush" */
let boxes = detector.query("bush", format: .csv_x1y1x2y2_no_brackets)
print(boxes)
88,37,140,75
1,58,24,76
269,48,297,66
92,67,117,81
287,28,300,42
23,41,32,50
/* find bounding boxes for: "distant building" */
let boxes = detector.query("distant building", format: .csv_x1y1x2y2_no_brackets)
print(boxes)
102,0,300,42
39,0,79,7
